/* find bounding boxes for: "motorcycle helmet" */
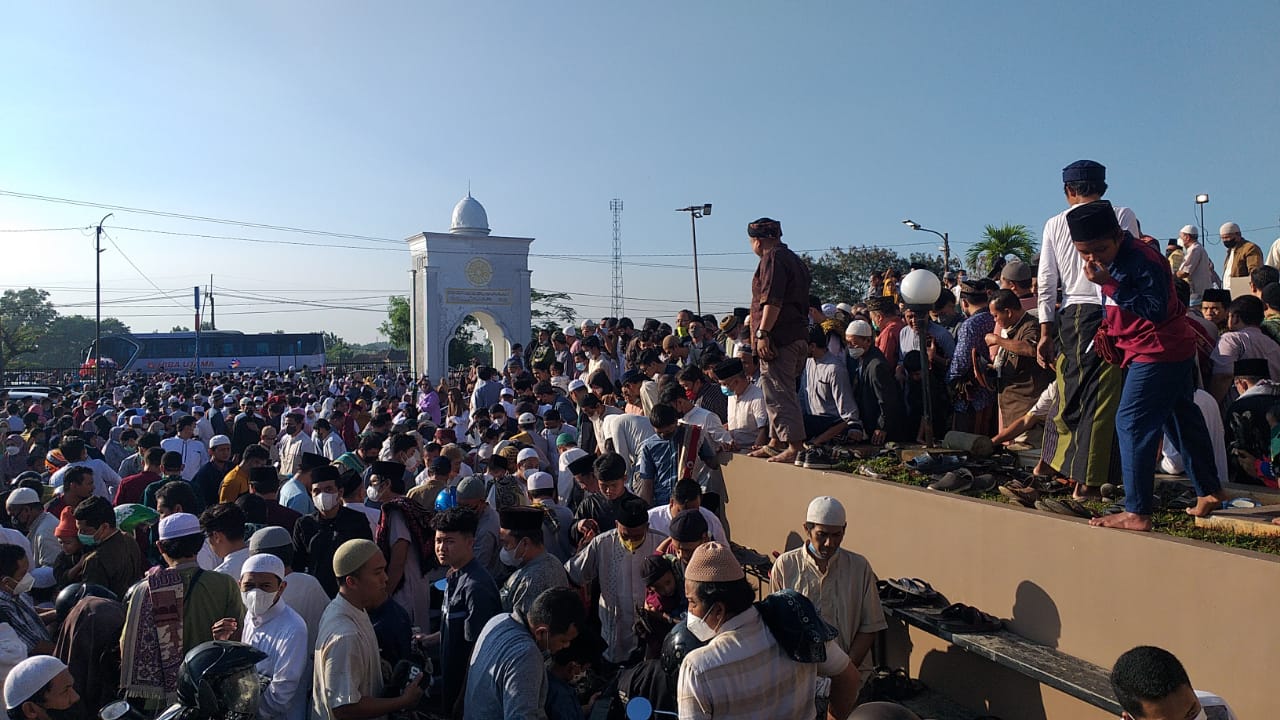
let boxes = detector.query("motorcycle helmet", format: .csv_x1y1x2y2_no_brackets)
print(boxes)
660,621,705,676
176,641,267,720
54,583,117,623
434,486,457,512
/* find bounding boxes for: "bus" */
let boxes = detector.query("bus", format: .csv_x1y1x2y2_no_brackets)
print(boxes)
84,331,326,374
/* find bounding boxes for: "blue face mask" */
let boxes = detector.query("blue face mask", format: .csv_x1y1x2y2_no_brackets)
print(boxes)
78,532,98,547
575,363,586,372
720,385,732,397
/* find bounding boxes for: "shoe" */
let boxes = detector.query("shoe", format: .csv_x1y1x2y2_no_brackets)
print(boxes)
1100,483,1122,500
793,447,810,467
970,473,997,492
802,446,836,470
999,482,1039,508
928,469,973,492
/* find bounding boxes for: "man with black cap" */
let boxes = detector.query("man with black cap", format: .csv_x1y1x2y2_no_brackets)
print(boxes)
745,217,812,465
1035,161,1137,500
277,451,327,516
247,465,302,532
368,460,436,628
498,505,569,616
1066,200,1226,530
566,493,663,665
292,464,374,596
564,452,607,526
718,356,769,450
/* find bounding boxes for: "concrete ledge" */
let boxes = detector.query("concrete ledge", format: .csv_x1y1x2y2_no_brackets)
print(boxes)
721,454,1279,719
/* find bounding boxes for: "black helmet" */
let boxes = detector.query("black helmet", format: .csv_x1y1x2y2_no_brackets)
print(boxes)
176,641,267,719
660,621,705,676
54,582,117,622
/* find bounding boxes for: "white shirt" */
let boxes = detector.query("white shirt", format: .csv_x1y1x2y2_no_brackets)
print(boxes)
600,413,656,482
49,459,120,500
315,432,346,462
727,384,768,448
1160,389,1228,487
1267,237,1280,269
1036,202,1140,321
277,430,318,478
681,406,732,447
243,597,310,720
160,435,210,482
214,546,252,580
646,505,727,544
1178,241,1218,302
24,512,60,569
280,571,328,655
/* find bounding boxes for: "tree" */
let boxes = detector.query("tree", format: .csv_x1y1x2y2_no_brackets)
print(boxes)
906,252,964,279
449,316,491,367
28,315,130,368
0,288,58,372
531,289,575,336
379,296,410,350
801,247,906,303
323,331,356,364
965,224,1038,276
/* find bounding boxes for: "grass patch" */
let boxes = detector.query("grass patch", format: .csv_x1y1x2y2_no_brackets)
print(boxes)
841,453,1280,556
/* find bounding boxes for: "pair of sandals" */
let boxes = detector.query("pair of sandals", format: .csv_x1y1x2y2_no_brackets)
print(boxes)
1035,497,1097,519
878,578,948,609
934,603,1004,634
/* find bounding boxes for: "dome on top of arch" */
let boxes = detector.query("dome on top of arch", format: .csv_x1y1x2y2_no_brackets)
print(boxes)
450,193,490,236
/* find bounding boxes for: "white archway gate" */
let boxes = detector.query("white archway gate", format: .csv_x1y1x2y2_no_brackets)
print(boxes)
407,194,533,382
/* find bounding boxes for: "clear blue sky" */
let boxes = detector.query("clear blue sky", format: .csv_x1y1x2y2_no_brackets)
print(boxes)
3,1,1278,344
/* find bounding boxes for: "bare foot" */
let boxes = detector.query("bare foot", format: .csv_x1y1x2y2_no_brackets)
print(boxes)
1032,462,1054,476
1073,486,1102,500
769,449,799,464
1089,512,1153,531
1185,494,1228,518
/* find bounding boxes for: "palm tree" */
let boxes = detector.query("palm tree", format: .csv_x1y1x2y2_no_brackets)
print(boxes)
965,224,1038,275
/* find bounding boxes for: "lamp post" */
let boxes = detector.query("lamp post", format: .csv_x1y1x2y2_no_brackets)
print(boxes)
1195,194,1209,245
900,268,943,445
675,204,712,315
902,219,951,272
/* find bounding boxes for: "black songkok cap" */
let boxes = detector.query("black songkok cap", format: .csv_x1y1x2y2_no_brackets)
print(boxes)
1233,358,1270,379
370,461,405,480
1067,200,1121,243
1201,288,1232,304
713,358,743,379
669,509,709,542
299,452,329,472
747,218,782,239
568,454,595,476
614,495,650,528
499,506,544,534
1062,159,1106,183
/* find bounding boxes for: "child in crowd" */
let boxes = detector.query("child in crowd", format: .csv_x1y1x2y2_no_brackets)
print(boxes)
641,555,686,620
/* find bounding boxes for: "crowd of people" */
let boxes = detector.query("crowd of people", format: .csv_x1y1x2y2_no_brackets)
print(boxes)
0,157,1260,719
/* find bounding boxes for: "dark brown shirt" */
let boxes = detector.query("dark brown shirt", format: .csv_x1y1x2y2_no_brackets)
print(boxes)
751,242,812,345
80,530,144,600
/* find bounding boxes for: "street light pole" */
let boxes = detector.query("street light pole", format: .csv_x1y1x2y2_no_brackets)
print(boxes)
94,213,112,387
676,204,712,316
903,219,951,270
1195,194,1209,246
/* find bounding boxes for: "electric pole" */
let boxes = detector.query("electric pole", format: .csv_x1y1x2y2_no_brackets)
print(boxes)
94,214,112,387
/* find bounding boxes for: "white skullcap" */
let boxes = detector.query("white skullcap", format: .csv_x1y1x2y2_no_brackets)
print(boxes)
209,434,231,449
241,552,286,579
526,471,555,491
4,655,66,710
517,448,539,464
517,412,537,426
821,303,837,318
4,488,40,507
157,512,201,540
1179,225,1198,236
836,303,853,314
806,496,847,526
567,379,587,392
1220,222,1241,235
564,326,578,337
845,320,874,338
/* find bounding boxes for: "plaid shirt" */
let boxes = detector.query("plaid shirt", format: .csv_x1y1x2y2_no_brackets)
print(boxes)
0,590,50,651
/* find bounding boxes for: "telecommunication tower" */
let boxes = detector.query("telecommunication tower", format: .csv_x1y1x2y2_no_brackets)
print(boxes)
610,198,624,317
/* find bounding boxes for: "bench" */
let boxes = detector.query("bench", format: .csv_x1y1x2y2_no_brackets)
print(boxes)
730,543,774,600
899,687,992,720
885,605,1121,715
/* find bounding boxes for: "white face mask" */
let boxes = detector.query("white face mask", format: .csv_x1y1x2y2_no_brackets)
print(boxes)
365,485,381,503
406,451,421,472
847,346,865,359
4,446,18,456
686,608,718,642
499,544,524,568
11,574,33,595
314,491,341,512
242,588,277,617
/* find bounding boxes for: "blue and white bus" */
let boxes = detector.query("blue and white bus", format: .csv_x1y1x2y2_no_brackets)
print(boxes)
85,331,326,373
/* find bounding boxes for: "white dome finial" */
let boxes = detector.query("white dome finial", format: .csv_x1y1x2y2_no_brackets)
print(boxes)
450,192,490,235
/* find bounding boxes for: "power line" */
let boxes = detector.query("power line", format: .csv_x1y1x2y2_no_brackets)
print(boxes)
99,230,190,310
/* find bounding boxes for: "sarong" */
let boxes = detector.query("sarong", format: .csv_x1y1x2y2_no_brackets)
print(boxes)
1048,303,1122,487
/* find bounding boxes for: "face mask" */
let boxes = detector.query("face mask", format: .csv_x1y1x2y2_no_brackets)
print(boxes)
242,588,278,617
4,446,17,456
499,542,525,568
684,388,698,401
720,385,732,397
10,574,33,595
575,363,586,372
406,451,421,471
315,492,341,512
847,347,865,359
78,532,98,547
365,485,381,503
807,542,829,560
619,535,644,553
686,609,718,642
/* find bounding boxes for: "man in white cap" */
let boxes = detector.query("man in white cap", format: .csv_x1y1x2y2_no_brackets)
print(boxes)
159,416,209,483
191,434,233,508
212,553,308,720
843,320,907,446
248,526,327,653
771,497,886,697
1175,224,1218,306
3,656,78,720
5,488,58,570
314,538,423,720
680,541,861,720
1220,221,1263,280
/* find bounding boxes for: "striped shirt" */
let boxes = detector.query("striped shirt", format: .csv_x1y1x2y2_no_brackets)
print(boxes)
677,607,849,720
0,590,50,652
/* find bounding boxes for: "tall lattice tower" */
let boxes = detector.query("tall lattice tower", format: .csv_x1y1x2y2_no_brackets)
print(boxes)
610,198,624,317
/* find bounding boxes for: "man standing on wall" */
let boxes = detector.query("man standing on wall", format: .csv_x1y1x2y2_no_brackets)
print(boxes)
744,217,812,465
